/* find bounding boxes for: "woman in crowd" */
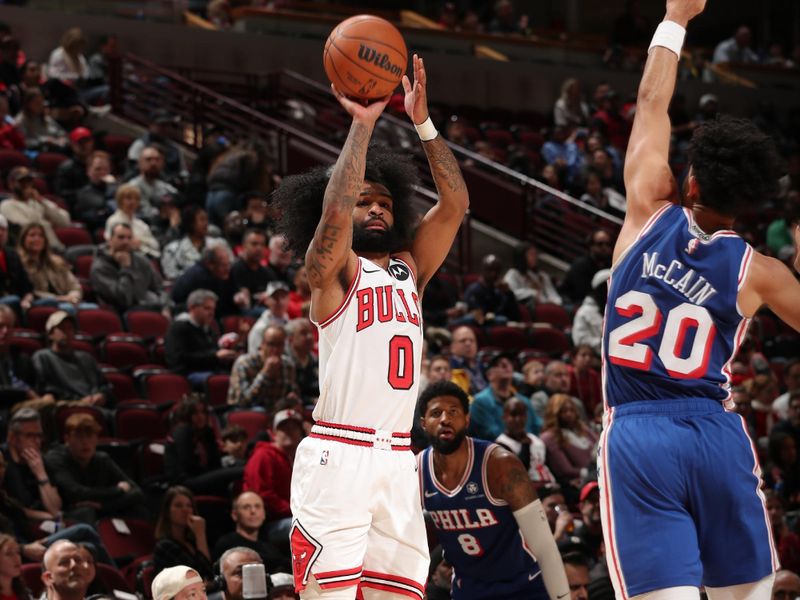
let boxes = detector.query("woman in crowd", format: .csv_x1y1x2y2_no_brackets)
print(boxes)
569,344,602,416
13,88,68,152
165,395,242,496
539,393,598,489
161,205,226,279
503,243,562,314
104,184,160,258
153,486,213,580
553,77,590,130
17,222,94,313
0,534,31,600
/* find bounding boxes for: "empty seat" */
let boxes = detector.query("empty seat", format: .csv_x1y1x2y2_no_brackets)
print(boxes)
125,310,169,340
116,405,168,441
55,226,93,248
145,373,191,403
97,518,156,563
104,371,138,401
206,374,230,407
0,148,30,172
104,339,150,370
528,326,571,357
486,325,528,353
34,152,69,176
534,303,571,329
25,305,57,333
78,308,123,339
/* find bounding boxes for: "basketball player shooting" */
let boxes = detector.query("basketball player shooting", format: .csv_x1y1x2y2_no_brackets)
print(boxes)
275,54,468,599
599,1,800,599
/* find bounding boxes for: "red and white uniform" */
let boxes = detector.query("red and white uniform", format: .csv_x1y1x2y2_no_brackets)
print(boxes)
290,256,428,599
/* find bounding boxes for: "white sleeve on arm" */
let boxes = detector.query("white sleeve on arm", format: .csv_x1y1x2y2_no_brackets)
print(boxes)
513,499,570,600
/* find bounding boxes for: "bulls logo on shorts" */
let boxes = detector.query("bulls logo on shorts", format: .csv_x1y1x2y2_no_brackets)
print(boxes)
389,263,409,281
290,521,323,591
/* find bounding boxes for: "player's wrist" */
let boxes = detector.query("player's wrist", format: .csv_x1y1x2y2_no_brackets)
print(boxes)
649,19,686,57
414,116,438,141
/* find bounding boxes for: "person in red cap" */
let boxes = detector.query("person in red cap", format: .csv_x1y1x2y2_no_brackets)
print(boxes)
54,126,94,205
572,482,603,566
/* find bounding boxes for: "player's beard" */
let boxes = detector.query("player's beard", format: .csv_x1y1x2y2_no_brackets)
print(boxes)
352,222,399,254
428,428,467,455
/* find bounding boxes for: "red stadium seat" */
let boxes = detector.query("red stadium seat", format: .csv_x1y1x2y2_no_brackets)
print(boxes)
95,563,134,593
225,410,269,441
97,518,156,563
20,564,43,597
206,374,230,407
55,226,93,248
116,405,168,441
9,329,44,355
125,310,169,340
486,325,528,353
34,152,69,176
0,148,30,172
138,441,166,481
145,373,191,403
104,338,150,370
484,129,515,148
137,561,156,599
104,371,138,401
78,308,123,339
74,254,95,278
25,305,57,333
533,303,572,329
528,325,571,357
70,338,98,358
103,134,134,161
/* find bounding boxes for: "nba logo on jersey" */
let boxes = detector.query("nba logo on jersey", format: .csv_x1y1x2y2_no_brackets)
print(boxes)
320,450,329,465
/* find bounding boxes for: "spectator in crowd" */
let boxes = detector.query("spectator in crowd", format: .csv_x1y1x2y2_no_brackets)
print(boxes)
530,360,584,420
424,547,452,600
286,265,311,319
46,28,88,84
12,88,68,152
746,371,781,438
469,353,540,440
731,385,758,440
449,325,486,393
231,229,270,313
285,318,318,404
127,109,186,185
772,570,800,599
268,573,298,600
54,127,93,206
162,206,227,281
0,533,31,600
165,394,241,496
0,95,24,151
542,126,583,185
561,551,590,600
1,166,71,251
540,394,598,487
243,409,304,546
171,244,241,318
571,268,609,355
247,282,290,355
0,215,33,311
33,311,111,405
104,183,161,259
218,427,247,469
590,90,631,152
553,78,590,130
164,289,237,386
263,234,295,289
517,359,545,397
1,408,61,519
229,325,297,412
40,540,94,600
213,494,288,573
86,34,116,85
766,193,800,258
773,391,800,452
495,396,555,486
151,566,207,600
503,243,561,313
153,486,214,581
90,222,169,314
579,171,625,217
9,61,42,115
73,150,115,231
572,482,603,564
239,192,275,237
0,304,39,402
712,25,759,65
462,254,520,325
539,485,575,546
559,229,613,305
569,345,602,417
765,490,800,574
17,222,85,312
45,413,145,523
128,145,178,222
764,431,800,507
205,142,274,227
214,549,264,600
152,195,183,250
771,358,800,420
694,94,720,128
487,0,526,34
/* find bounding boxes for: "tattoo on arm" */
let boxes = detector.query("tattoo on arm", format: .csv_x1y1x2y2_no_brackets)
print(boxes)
423,137,467,194
499,457,536,510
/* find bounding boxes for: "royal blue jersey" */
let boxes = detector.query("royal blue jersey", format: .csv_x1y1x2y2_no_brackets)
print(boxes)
420,438,545,599
603,204,753,408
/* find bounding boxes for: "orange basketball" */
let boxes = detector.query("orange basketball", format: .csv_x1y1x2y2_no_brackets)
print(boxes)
323,15,408,101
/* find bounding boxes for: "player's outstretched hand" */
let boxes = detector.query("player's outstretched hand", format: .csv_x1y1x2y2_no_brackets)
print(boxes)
665,0,706,23
331,83,390,124
402,53,429,126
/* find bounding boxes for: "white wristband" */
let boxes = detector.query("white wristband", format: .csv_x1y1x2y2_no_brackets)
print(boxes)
414,116,438,141
648,20,686,58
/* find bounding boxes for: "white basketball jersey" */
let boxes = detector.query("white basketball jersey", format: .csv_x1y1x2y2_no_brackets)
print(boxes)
311,256,423,432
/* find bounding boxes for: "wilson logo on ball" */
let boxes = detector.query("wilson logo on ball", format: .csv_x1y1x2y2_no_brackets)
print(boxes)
357,44,403,78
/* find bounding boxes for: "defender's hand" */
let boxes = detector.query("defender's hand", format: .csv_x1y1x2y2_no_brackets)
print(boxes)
401,53,429,125
665,0,706,25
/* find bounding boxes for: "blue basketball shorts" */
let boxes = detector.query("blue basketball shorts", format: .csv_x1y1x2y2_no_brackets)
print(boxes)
598,399,779,598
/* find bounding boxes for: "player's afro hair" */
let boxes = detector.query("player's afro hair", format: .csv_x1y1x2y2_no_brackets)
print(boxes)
688,116,782,217
417,380,470,417
274,145,419,256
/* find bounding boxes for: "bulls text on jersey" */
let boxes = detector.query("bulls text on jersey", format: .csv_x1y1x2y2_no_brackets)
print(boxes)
356,285,421,331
